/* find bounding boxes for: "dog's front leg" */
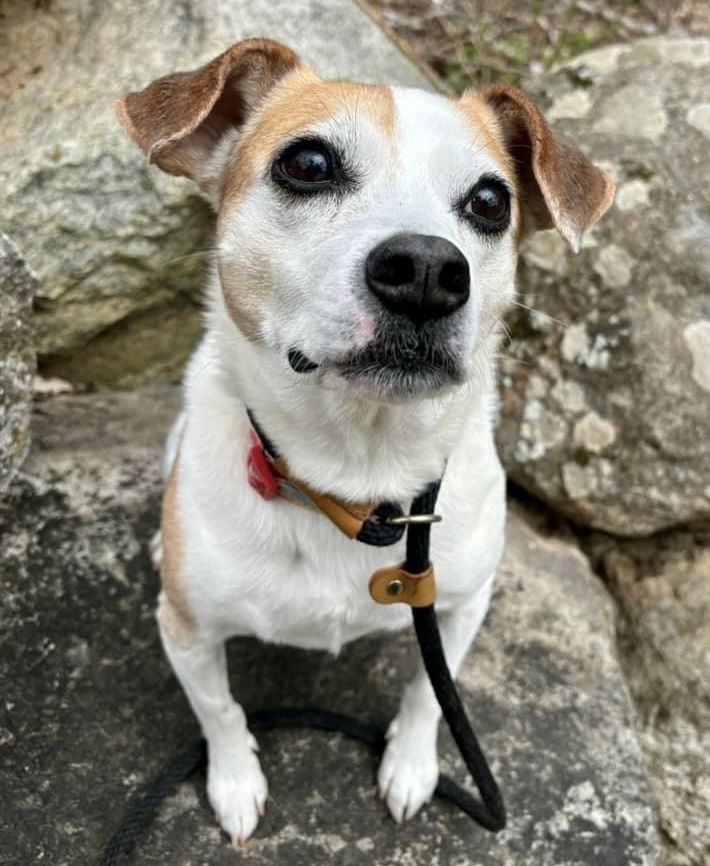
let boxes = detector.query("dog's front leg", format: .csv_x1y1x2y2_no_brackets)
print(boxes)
378,573,495,822
158,597,267,843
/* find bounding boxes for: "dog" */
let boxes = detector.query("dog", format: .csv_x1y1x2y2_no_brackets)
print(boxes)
117,37,613,844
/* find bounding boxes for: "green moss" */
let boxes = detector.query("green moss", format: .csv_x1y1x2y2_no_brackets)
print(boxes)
441,39,523,94
497,33,533,65
438,0,645,94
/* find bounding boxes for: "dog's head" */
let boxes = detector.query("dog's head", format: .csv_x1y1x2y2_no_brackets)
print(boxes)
118,39,613,400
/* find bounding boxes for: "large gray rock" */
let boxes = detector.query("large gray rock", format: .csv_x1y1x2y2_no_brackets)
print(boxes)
498,37,710,536
588,530,710,866
0,0,428,388
0,389,659,865
0,232,36,491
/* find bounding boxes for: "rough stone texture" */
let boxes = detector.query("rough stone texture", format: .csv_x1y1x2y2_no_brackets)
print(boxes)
0,0,428,388
498,37,710,536
0,390,658,865
586,529,710,866
0,231,36,491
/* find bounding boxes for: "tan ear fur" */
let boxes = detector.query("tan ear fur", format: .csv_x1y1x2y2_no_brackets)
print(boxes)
478,84,615,251
116,38,302,190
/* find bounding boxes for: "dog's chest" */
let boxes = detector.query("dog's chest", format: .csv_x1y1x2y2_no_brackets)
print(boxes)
183,467,504,654
243,553,415,653
188,502,417,652
177,386,506,654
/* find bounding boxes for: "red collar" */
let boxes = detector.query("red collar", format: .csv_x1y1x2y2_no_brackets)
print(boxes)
246,425,382,540
246,430,281,501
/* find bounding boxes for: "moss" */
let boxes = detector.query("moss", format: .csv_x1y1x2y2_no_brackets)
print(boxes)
410,0,665,96
440,40,523,94
497,33,533,65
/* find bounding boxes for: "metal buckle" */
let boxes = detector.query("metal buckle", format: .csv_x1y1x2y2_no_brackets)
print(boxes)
385,513,442,526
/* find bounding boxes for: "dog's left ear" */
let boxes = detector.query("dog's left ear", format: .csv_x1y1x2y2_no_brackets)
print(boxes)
476,84,615,251
116,38,302,196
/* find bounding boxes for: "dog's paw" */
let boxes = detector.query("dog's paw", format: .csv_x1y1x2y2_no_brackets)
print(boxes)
207,748,268,844
377,718,439,822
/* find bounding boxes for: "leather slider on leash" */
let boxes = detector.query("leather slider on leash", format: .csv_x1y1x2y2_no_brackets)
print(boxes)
369,562,437,607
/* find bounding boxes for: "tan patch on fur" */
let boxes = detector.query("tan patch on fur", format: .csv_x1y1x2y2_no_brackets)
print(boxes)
160,457,195,636
218,70,396,341
456,93,515,179
157,591,195,649
217,251,271,342
456,92,523,245
222,69,395,204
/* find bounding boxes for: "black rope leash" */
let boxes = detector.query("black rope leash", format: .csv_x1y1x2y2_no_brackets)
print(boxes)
101,451,505,864
101,701,503,866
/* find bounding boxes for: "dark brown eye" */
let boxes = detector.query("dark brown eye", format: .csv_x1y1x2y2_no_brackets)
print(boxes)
462,179,510,233
273,140,335,191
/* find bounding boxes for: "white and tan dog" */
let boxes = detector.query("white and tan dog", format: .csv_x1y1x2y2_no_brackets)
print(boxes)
117,38,613,844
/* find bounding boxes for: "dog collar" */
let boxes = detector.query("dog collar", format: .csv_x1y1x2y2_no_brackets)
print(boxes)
245,408,442,550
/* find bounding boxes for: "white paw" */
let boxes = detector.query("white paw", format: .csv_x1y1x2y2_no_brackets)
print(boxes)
207,746,268,844
149,530,162,570
377,718,439,822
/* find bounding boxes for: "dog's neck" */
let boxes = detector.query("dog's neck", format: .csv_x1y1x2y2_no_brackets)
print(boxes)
205,297,499,504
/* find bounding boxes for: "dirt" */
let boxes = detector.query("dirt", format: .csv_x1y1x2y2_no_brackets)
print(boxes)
364,0,710,91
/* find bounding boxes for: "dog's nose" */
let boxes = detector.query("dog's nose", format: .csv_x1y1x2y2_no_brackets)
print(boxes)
365,233,470,323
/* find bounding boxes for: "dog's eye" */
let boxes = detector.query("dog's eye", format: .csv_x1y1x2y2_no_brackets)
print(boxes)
280,145,332,183
272,140,335,191
461,179,510,233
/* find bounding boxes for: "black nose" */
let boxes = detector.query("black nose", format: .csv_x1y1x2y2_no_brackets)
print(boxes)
365,233,470,323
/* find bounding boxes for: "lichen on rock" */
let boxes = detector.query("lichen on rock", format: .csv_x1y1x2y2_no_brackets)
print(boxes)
498,36,710,536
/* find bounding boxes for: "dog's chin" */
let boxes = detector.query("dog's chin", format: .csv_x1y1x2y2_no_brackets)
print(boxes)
333,341,464,401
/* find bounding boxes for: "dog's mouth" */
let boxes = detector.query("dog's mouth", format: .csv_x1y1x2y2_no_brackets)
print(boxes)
333,333,462,397
288,321,465,397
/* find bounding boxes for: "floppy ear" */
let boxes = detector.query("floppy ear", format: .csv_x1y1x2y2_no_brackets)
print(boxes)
478,84,614,251
116,38,302,195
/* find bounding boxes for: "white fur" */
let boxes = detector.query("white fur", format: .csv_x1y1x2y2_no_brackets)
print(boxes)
159,85,516,841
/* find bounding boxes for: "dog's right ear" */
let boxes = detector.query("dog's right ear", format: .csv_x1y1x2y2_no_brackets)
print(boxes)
477,84,614,252
116,38,302,195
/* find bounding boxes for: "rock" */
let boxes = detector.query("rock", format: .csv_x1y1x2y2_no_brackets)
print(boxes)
498,37,710,536
0,232,36,491
0,389,659,864
587,529,710,866
0,0,428,389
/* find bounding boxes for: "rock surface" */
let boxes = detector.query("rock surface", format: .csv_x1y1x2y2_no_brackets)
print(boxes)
0,0,428,388
587,529,710,866
498,37,710,536
0,231,36,491
0,389,659,865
